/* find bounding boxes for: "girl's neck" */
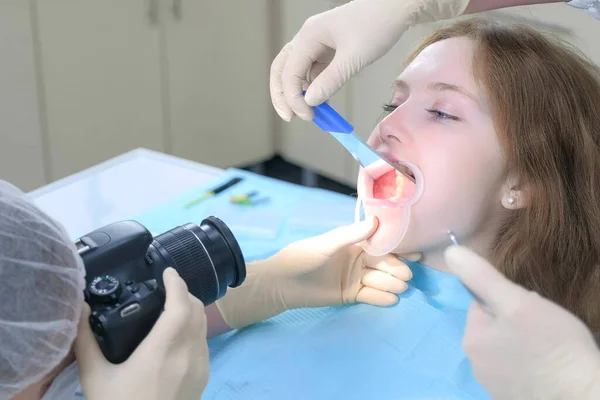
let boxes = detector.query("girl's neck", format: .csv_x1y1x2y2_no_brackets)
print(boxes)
419,249,449,272
417,230,497,273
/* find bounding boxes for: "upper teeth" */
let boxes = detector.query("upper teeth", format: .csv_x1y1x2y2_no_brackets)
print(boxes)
390,169,406,201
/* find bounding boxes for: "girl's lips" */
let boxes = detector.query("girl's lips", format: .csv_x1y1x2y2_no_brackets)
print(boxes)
376,150,418,183
364,159,395,179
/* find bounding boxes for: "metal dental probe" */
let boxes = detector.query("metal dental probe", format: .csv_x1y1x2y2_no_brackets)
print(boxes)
446,229,491,310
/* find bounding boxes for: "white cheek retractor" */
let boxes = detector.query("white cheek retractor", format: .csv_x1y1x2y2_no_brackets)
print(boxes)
355,160,424,256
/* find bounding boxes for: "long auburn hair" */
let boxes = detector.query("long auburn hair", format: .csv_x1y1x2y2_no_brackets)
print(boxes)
407,19,600,330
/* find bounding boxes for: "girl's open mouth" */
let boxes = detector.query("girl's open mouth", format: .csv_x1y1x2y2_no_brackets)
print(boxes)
363,161,418,205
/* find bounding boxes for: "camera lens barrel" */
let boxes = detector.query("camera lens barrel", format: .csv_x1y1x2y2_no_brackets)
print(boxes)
152,217,246,305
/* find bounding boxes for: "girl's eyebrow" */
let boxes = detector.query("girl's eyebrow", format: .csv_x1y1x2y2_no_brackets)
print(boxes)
427,81,480,106
393,79,481,107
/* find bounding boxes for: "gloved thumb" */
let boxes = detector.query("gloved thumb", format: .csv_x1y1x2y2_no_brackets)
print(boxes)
304,54,354,107
318,217,378,256
444,245,523,314
74,303,109,372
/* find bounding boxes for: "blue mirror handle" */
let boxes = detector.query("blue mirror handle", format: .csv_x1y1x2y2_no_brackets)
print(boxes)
303,91,354,134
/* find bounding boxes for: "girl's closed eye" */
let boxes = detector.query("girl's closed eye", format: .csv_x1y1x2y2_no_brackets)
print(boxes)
382,103,398,114
425,108,461,122
382,103,461,123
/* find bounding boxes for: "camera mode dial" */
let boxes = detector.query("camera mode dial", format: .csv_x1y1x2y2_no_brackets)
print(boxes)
88,275,122,304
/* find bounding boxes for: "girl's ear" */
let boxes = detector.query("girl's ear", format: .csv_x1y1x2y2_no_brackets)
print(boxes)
501,175,528,210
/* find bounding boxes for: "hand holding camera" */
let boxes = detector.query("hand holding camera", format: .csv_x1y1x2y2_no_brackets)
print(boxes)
75,267,210,400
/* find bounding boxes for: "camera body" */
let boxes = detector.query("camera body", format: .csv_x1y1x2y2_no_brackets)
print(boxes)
77,217,245,364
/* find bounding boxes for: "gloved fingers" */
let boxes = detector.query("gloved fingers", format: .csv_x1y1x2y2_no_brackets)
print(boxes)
187,294,208,340
74,303,110,373
361,267,409,294
444,245,524,315
304,52,353,107
281,41,332,121
317,217,378,257
270,42,294,122
161,267,193,327
188,344,210,396
467,301,495,328
307,59,332,84
356,286,398,306
138,268,193,353
462,301,496,352
363,253,413,281
185,295,210,379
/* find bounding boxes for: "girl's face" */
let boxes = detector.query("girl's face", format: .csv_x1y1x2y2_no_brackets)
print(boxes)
361,37,510,267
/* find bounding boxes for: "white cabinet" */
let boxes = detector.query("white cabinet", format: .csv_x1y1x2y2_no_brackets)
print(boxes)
0,1,274,188
0,2,46,191
35,0,166,181
164,0,273,168
36,0,274,181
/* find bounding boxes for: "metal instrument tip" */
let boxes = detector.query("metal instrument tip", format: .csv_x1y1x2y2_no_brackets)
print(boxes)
446,229,459,246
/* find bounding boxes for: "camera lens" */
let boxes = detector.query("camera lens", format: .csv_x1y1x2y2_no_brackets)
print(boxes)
151,217,246,305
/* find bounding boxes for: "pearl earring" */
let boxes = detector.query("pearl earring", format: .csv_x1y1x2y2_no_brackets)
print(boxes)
507,196,515,205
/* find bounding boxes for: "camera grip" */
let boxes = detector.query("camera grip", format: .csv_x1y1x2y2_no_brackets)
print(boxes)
89,281,166,364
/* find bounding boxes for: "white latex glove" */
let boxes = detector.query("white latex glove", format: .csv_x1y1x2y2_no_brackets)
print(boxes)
444,245,600,400
216,217,420,329
75,268,209,400
270,0,470,121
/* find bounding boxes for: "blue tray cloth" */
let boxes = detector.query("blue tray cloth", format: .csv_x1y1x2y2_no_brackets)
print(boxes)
132,168,489,399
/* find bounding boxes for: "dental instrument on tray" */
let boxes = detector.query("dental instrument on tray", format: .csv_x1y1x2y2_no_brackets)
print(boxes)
184,176,244,208
230,191,270,206
308,97,415,183
446,229,491,311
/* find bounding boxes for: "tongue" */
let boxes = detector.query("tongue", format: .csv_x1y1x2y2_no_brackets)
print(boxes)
372,170,397,199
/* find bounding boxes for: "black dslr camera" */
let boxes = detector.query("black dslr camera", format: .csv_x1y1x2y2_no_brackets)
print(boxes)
76,217,246,364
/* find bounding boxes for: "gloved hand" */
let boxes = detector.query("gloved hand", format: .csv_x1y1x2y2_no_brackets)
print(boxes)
75,268,209,400
216,217,420,329
444,245,600,400
270,0,470,121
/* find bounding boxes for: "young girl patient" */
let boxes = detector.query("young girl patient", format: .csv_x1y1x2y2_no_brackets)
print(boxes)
202,18,600,399
362,18,600,330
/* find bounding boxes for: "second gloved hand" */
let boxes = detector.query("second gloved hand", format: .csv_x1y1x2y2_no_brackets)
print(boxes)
445,246,600,400
216,217,420,329
270,0,470,121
